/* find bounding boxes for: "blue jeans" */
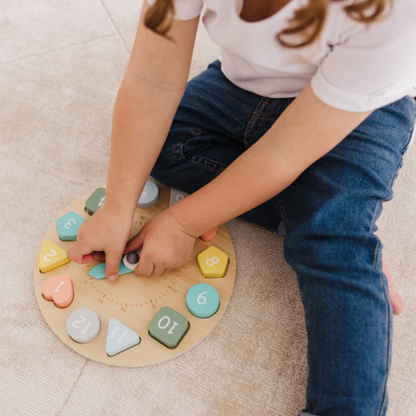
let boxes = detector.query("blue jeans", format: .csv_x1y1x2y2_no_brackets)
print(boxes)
151,60,416,416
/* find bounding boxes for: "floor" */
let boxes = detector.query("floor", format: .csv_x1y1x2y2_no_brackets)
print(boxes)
1,1,416,415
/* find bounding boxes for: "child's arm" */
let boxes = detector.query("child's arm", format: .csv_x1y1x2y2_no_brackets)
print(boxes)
67,3,199,280
126,84,371,276
170,84,372,235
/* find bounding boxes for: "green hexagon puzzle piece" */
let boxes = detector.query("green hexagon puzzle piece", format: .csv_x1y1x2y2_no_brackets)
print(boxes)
149,307,189,349
56,212,85,241
85,188,106,215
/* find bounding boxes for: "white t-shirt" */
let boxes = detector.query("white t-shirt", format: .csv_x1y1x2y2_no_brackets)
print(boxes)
147,0,416,112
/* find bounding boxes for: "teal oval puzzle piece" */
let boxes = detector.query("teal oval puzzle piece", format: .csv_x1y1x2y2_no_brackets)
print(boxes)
137,180,159,209
89,260,133,280
186,283,220,319
106,318,141,357
56,212,85,241
149,306,189,349
85,187,106,215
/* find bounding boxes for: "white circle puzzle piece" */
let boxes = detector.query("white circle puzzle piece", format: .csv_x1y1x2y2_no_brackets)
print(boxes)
137,180,159,209
66,308,101,344
122,248,142,271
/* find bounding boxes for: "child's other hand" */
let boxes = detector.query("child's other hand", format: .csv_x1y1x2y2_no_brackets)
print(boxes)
67,206,132,281
124,210,196,277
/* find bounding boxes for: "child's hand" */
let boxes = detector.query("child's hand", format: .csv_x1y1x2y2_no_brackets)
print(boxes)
124,210,196,277
67,206,132,281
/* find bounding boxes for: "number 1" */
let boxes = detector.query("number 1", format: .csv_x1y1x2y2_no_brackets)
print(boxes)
54,281,65,293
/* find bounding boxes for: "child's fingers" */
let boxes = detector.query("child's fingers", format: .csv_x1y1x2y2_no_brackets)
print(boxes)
124,231,145,254
80,253,95,264
134,252,155,277
105,249,123,281
152,262,166,276
200,227,218,242
67,241,92,264
92,251,106,262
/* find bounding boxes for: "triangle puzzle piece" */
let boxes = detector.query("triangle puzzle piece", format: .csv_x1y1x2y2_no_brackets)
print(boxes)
56,212,85,241
39,240,70,273
89,260,133,280
106,318,141,357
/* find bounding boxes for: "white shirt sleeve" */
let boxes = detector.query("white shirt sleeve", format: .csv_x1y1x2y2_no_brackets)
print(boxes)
311,4,416,112
145,0,203,20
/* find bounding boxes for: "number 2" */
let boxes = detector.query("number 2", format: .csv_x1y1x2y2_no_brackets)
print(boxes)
72,315,93,334
44,249,57,262
72,315,86,328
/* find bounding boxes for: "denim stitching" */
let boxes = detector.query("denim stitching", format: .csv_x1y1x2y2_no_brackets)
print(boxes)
244,97,270,147
189,153,227,174
180,127,208,143
372,126,413,415
172,127,209,163
244,99,293,148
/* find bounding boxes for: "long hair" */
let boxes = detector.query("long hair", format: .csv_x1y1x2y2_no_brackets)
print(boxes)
145,0,389,47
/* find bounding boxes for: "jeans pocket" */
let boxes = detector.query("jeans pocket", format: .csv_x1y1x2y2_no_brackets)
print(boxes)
171,127,209,162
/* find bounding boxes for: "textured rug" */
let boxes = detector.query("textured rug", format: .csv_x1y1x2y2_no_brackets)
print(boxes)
1,1,415,415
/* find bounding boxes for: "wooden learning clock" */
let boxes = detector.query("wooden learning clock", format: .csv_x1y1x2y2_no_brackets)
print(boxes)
33,180,236,367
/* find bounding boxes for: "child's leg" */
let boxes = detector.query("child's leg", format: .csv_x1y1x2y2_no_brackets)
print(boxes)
280,96,416,416
152,60,293,231
153,59,415,414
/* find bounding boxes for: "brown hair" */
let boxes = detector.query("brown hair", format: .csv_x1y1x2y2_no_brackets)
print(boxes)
145,0,389,47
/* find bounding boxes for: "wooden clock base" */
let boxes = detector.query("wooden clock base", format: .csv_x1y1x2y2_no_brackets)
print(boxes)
33,182,236,367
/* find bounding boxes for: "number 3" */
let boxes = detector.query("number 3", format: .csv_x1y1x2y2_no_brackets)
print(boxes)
64,218,76,229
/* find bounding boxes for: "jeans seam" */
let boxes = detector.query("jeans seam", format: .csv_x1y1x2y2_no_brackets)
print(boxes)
189,153,227,174
243,97,270,147
372,206,390,416
372,136,408,415
172,127,209,163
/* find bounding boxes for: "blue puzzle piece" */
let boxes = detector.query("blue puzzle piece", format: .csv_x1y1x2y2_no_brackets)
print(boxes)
89,260,133,280
56,212,84,241
106,318,141,357
186,283,220,318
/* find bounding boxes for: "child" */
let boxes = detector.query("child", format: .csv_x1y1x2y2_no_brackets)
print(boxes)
67,0,416,414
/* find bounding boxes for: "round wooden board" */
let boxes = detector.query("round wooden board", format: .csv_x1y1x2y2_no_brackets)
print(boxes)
34,182,236,367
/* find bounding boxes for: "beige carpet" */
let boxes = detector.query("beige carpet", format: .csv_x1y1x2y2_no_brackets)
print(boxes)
1,1,415,415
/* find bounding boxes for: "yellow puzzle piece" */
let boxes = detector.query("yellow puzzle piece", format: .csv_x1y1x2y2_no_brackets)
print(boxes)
39,240,70,273
197,246,229,278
